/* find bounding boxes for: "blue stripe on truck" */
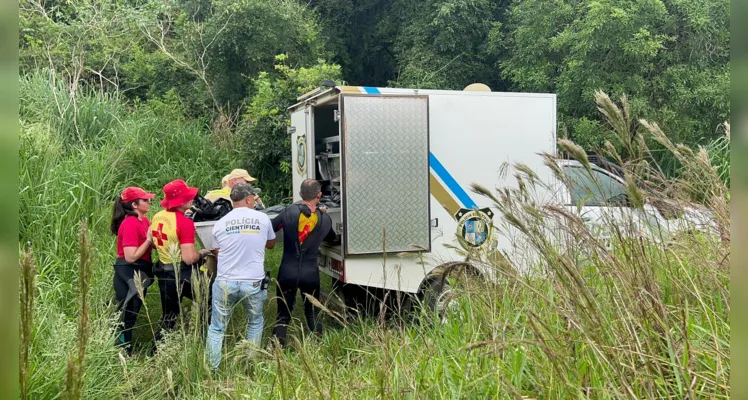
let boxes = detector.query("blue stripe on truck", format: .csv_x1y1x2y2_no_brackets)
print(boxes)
362,86,381,94
429,152,478,210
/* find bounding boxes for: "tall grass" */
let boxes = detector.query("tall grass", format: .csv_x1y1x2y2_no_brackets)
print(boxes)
707,123,730,188
19,70,246,398
63,222,93,400
20,71,729,399
19,251,35,400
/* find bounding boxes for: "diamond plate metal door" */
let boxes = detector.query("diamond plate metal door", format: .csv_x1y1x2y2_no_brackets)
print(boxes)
341,95,431,255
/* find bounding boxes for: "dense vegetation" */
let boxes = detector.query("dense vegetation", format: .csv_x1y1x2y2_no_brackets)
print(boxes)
18,0,729,398
20,0,730,196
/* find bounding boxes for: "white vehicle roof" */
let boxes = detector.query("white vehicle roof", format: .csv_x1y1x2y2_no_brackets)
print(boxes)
289,85,556,112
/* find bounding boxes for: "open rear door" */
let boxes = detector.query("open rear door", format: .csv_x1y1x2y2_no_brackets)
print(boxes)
341,95,431,255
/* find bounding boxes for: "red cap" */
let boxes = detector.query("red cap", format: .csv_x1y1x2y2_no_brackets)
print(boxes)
121,187,155,203
160,179,199,210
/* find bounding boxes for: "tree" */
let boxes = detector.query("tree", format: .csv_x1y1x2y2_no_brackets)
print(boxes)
240,56,342,202
390,0,504,90
312,0,399,87
200,0,330,108
312,0,507,90
499,0,730,150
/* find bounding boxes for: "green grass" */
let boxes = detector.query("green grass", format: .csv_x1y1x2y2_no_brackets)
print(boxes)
20,72,730,399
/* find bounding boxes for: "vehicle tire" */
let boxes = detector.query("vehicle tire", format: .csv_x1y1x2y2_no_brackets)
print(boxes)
418,276,458,324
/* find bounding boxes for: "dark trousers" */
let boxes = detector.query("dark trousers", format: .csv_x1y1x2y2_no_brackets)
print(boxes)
154,263,213,338
154,267,193,332
273,276,322,347
113,260,154,355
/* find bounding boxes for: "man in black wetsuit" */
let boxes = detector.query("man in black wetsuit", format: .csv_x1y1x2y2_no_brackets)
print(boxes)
271,179,337,347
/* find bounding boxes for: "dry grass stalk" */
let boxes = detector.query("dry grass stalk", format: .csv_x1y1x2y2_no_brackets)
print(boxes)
64,220,93,400
133,271,156,340
19,250,36,400
303,293,348,328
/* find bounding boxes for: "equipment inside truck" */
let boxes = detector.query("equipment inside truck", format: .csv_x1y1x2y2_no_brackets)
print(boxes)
312,102,341,210
309,100,343,250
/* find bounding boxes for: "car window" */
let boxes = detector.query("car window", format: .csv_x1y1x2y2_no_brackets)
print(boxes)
562,166,628,206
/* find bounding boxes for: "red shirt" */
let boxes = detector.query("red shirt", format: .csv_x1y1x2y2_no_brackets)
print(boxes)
117,215,152,261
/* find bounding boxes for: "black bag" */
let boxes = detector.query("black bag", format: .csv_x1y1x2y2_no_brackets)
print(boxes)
190,194,233,222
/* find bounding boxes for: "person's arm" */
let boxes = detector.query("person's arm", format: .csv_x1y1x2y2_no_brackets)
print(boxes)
121,220,152,263
271,209,284,232
180,245,211,264
124,229,153,263
210,227,220,257
265,216,277,249
178,216,209,264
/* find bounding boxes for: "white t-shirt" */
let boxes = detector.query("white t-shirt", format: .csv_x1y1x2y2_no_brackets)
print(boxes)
211,207,276,281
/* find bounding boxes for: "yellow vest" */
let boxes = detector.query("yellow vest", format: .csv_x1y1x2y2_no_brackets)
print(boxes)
150,210,180,264
205,186,264,205
204,187,231,202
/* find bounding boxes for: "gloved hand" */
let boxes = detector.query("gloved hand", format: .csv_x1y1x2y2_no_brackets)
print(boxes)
254,198,265,210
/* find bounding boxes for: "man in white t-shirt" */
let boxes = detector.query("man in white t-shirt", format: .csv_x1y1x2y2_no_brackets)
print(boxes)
206,183,276,371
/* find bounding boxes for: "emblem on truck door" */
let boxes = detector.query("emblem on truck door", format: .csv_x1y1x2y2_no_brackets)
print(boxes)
455,208,494,249
296,135,307,174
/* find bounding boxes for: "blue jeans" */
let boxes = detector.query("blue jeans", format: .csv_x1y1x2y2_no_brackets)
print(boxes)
206,280,267,370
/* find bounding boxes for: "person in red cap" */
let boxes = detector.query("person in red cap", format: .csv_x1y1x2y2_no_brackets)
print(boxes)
110,186,156,355
150,179,212,336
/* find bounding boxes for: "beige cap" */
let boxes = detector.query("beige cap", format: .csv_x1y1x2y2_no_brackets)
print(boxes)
223,168,257,185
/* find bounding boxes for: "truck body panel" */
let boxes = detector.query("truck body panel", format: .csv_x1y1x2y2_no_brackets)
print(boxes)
290,85,557,293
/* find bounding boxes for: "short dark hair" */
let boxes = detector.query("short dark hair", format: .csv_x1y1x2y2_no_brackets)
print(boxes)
300,179,321,201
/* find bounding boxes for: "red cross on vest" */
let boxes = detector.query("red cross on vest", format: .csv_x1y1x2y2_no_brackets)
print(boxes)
152,223,168,246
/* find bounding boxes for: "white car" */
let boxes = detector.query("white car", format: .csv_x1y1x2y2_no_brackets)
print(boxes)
553,159,719,246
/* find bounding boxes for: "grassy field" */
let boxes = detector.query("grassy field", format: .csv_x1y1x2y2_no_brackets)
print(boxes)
19,73,730,399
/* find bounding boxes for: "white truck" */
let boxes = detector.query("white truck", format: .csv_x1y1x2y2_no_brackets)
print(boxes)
287,83,559,312
195,83,717,315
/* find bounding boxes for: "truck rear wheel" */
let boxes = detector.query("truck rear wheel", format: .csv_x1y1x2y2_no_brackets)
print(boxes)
418,276,458,323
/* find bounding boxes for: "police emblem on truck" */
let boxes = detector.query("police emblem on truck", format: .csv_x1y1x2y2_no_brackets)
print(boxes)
455,208,494,249
296,135,306,174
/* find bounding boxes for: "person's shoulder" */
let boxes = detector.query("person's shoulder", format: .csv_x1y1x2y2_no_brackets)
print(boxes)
206,186,229,194
151,209,168,220
175,211,195,226
205,187,230,200
247,208,271,222
121,215,139,227
285,203,301,214
212,217,224,235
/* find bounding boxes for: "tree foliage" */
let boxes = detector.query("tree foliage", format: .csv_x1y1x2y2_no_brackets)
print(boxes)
390,0,502,90
241,56,342,201
499,0,730,148
19,0,730,190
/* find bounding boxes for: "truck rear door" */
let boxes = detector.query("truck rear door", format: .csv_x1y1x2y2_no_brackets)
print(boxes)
340,95,431,255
